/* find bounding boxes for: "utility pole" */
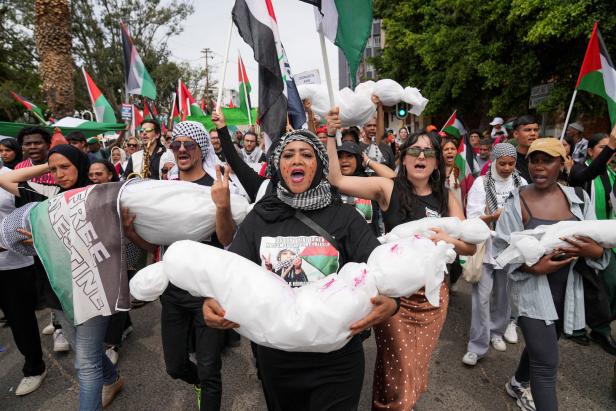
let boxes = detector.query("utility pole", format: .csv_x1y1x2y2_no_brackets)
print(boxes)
201,48,214,112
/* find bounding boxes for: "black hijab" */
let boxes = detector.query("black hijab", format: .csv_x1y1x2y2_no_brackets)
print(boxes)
0,138,23,169
48,144,92,191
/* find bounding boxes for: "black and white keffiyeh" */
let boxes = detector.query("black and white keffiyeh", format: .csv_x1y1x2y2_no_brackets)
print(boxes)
271,130,333,211
484,142,523,215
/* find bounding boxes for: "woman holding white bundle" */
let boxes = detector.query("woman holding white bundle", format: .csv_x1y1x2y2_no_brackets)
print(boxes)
325,108,476,410
494,138,610,411
462,143,527,366
202,129,399,411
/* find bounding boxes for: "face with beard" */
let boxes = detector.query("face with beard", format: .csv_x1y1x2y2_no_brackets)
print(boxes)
171,136,203,173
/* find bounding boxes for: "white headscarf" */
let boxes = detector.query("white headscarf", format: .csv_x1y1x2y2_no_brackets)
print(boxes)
111,146,128,169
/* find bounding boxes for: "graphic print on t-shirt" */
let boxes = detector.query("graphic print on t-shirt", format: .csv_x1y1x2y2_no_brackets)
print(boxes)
260,236,340,288
425,207,441,218
341,195,373,223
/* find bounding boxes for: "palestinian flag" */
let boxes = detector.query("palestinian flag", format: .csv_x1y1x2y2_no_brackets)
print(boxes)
143,98,158,120
81,67,117,123
178,80,205,119
305,0,373,88
354,197,373,222
299,243,339,276
442,111,466,138
10,91,46,123
120,21,156,100
29,183,129,325
576,22,616,126
132,105,143,129
238,53,253,123
168,92,181,129
454,134,478,179
233,0,287,141
187,107,258,129
0,118,124,139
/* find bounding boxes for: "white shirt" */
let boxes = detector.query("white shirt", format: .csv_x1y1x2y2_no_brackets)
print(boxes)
0,167,34,270
466,170,527,264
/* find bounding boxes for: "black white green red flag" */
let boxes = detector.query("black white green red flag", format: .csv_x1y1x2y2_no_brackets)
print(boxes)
120,22,157,100
10,91,46,123
81,67,117,123
576,22,616,126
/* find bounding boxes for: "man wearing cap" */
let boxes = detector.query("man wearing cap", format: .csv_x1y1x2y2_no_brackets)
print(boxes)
123,119,175,179
490,117,508,139
567,122,588,164
66,131,88,153
87,137,111,161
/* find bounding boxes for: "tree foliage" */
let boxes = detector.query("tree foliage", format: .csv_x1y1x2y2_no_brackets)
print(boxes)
0,0,198,121
373,0,616,125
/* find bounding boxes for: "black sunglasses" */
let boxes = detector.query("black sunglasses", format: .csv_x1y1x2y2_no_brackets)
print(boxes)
405,147,436,158
169,140,198,152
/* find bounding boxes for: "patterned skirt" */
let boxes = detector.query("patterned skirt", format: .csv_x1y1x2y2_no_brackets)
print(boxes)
372,283,449,410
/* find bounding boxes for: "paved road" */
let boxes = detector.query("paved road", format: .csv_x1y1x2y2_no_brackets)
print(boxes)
1,281,615,410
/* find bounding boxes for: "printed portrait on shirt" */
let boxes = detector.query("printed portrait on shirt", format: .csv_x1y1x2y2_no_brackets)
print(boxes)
260,236,340,288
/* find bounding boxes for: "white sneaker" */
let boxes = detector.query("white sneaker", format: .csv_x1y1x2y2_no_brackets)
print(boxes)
53,329,70,352
42,313,55,335
106,346,119,365
491,336,507,352
504,321,519,344
15,370,47,396
462,351,479,366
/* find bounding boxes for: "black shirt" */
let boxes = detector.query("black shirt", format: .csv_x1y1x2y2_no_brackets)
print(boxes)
230,202,379,287
360,141,396,170
383,182,445,232
516,151,531,183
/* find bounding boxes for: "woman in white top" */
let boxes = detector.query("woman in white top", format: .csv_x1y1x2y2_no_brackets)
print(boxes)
462,143,527,366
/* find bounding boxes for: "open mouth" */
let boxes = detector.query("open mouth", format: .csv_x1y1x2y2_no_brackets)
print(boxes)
414,163,426,170
290,168,305,183
178,153,190,161
533,174,547,182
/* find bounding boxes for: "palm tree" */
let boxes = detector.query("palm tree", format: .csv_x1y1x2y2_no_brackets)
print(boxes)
34,0,74,118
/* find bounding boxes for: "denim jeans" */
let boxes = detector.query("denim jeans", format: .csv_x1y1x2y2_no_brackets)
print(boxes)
55,312,118,411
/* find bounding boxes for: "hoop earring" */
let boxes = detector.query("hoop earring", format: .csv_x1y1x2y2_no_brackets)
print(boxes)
431,169,441,182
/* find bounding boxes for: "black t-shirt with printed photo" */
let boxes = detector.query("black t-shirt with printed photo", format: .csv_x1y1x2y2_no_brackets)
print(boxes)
230,201,380,291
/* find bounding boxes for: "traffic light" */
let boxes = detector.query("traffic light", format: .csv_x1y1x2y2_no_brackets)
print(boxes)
395,102,409,120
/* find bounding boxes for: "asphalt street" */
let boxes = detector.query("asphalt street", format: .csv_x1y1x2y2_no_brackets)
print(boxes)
1,281,615,410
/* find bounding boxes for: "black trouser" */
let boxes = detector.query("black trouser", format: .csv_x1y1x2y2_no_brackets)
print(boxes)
515,316,563,411
256,337,364,411
105,311,132,346
160,285,224,411
0,265,45,377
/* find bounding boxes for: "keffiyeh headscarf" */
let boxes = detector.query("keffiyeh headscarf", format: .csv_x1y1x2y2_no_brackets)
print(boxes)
270,130,333,211
484,143,523,214
171,121,248,198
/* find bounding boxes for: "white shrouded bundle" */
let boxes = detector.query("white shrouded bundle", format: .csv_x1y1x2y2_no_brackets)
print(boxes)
297,79,429,126
380,217,491,246
495,220,616,268
119,180,250,245
130,236,454,353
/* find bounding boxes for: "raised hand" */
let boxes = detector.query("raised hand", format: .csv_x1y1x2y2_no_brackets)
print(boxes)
211,165,231,210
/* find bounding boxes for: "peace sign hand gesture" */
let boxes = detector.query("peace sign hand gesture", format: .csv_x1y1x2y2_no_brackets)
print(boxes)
211,164,231,210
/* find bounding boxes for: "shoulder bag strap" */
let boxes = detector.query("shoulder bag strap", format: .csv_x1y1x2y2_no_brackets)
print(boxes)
294,209,341,251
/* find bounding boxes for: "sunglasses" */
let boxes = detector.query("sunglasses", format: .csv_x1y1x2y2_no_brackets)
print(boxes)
126,143,139,148
405,147,436,158
169,140,198,152
141,127,155,133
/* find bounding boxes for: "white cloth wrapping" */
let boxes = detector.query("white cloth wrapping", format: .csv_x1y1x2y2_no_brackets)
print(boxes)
297,80,429,124
373,79,405,106
494,220,616,268
130,236,454,353
337,88,376,127
380,216,491,246
119,179,249,245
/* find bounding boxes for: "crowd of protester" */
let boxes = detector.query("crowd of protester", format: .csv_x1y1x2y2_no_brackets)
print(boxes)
0,101,615,411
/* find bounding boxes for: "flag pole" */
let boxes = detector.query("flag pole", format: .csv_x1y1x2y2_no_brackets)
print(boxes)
318,30,341,144
217,21,234,113
440,110,456,132
560,90,577,141
239,51,252,125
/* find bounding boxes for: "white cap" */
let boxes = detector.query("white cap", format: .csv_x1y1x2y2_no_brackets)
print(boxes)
489,117,504,126
568,122,584,133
